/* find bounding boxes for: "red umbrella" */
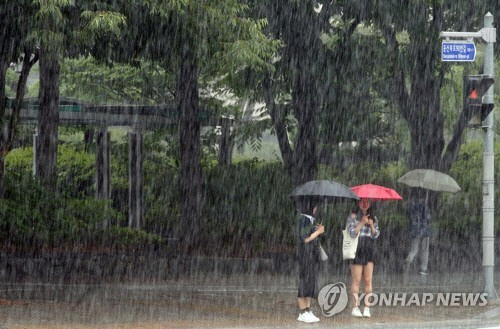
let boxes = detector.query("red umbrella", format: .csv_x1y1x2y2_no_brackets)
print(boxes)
351,183,403,200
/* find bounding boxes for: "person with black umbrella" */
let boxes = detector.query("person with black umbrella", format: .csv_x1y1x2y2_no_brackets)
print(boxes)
290,180,358,323
296,198,324,323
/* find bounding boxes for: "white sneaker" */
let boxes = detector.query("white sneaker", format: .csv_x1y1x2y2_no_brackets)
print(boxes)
308,311,320,322
363,307,371,318
297,312,316,323
351,307,363,317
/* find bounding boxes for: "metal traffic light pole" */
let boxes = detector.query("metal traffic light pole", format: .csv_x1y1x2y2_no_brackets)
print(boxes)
481,12,497,300
441,12,497,299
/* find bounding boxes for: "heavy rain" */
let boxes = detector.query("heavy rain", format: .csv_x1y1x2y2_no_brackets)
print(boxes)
0,1,500,328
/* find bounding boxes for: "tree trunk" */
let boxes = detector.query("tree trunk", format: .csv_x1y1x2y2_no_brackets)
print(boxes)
36,46,60,192
441,107,469,172
8,50,37,146
406,80,444,170
0,60,7,118
263,77,293,175
0,4,13,120
0,3,25,197
0,48,38,198
84,128,94,152
288,2,321,186
292,79,317,186
218,117,233,166
290,46,318,186
177,44,203,253
0,59,8,195
378,4,449,174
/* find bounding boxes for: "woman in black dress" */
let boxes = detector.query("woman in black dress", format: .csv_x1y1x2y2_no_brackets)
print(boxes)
296,201,324,323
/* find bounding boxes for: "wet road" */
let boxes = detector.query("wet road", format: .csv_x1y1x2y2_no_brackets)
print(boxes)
0,272,499,328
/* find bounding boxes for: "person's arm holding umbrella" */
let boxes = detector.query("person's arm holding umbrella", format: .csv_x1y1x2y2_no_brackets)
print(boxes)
304,224,325,243
350,214,379,238
350,214,368,237
367,216,380,238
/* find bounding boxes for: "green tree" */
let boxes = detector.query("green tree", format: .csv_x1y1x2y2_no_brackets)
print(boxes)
119,0,278,251
60,56,174,104
33,1,126,192
362,2,496,172
34,0,69,191
249,0,327,185
352,1,500,214
244,1,399,185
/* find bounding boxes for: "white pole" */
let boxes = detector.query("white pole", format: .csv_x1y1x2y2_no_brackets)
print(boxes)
482,12,497,299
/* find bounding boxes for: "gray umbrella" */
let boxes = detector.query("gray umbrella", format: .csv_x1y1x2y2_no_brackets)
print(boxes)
289,180,359,201
397,169,461,193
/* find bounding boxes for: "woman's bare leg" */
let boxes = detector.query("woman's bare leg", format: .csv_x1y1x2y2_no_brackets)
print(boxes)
350,264,363,308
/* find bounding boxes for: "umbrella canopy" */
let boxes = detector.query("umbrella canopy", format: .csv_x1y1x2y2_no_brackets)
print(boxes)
351,183,403,200
397,169,461,193
290,180,359,201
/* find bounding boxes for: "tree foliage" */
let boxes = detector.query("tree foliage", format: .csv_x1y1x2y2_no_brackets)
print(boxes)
60,56,175,104
2,1,500,258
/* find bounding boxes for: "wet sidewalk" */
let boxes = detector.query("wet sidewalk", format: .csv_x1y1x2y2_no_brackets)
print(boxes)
0,270,499,328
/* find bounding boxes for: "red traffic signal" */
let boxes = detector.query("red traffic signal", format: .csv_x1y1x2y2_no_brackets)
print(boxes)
463,74,495,126
464,74,494,103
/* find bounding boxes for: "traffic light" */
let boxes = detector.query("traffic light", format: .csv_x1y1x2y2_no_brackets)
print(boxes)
463,74,495,126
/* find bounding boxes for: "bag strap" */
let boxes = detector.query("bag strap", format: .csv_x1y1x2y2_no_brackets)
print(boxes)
345,213,357,230
345,213,361,237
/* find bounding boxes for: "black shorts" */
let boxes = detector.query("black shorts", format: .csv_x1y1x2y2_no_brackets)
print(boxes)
348,236,376,265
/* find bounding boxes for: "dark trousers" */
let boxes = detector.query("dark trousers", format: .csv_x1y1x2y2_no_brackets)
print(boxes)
297,244,319,298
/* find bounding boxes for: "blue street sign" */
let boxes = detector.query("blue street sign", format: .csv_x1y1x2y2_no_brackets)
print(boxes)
441,41,476,62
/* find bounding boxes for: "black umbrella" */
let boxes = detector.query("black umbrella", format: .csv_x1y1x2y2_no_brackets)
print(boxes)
289,180,359,201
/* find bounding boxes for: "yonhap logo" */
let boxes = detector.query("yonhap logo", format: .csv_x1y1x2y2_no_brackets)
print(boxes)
319,281,489,315
318,282,349,316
